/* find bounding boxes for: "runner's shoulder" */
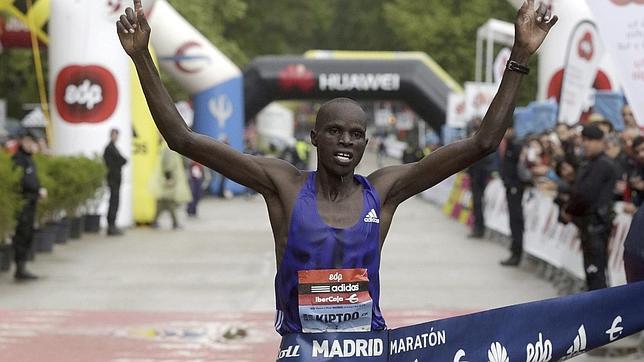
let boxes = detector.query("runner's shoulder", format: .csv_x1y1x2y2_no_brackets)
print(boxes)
253,155,307,192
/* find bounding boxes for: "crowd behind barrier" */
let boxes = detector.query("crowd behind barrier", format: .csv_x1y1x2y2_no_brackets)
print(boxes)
483,178,630,287
423,105,643,292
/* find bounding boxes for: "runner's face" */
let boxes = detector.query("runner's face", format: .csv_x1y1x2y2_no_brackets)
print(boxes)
312,104,368,176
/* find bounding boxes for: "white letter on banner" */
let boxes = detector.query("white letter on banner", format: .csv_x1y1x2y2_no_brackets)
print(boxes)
329,340,343,357
374,338,383,356
343,339,356,357
312,340,328,357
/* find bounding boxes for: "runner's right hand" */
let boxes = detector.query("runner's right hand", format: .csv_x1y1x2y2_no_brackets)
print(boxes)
116,0,150,56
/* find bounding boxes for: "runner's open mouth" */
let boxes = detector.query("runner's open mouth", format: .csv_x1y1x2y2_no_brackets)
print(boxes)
334,152,353,163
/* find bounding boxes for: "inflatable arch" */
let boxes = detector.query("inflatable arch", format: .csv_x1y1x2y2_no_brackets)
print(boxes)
243,51,462,132
45,0,245,225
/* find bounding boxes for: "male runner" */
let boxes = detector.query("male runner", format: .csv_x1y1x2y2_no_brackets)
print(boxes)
117,0,557,335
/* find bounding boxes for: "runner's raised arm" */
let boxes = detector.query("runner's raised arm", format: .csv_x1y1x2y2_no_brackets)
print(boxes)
116,0,299,196
369,0,558,208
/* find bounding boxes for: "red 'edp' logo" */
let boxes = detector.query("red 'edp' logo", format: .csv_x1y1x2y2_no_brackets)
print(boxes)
55,65,118,124
577,32,594,61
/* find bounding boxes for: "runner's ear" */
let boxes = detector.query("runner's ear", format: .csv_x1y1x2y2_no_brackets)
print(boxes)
310,130,318,147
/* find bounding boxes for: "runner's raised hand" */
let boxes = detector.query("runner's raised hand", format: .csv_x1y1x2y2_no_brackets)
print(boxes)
514,0,558,56
116,0,150,56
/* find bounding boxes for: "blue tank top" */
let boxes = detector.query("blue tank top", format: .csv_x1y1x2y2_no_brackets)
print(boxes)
274,172,386,335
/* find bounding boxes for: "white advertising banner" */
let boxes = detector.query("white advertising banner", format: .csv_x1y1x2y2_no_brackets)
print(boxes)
509,0,620,103
464,82,498,122
587,0,644,127
558,21,603,125
148,0,241,94
482,178,630,286
421,174,457,206
446,93,467,128
50,0,132,226
483,178,510,236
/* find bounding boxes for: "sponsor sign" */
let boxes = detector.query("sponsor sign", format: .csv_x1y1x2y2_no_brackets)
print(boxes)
318,73,400,92
49,0,133,225
149,0,241,94
558,21,604,125
446,93,467,128
54,65,118,124
533,0,617,108
587,0,644,127
278,282,644,361
193,77,246,194
464,82,498,122
279,64,316,93
298,269,373,333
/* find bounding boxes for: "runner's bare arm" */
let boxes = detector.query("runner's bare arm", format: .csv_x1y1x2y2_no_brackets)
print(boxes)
370,0,557,207
116,1,299,196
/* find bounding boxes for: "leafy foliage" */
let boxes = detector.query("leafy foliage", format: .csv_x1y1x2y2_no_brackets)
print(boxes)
0,1,539,119
0,152,23,241
0,48,47,118
34,155,106,223
383,0,537,104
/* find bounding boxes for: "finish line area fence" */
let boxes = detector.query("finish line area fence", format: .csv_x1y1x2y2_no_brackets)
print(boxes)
422,173,633,292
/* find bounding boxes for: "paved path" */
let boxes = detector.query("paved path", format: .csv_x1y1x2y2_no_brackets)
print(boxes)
0,153,640,361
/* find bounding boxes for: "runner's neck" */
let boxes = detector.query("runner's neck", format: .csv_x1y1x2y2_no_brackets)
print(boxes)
314,170,359,202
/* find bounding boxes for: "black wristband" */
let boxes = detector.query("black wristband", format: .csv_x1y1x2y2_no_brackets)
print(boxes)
506,60,530,75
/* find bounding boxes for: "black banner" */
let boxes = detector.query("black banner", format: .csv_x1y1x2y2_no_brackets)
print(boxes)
243,55,457,131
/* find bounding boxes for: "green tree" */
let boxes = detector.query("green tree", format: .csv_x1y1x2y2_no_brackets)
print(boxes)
383,0,538,104
223,0,406,61
223,0,333,62
0,48,47,119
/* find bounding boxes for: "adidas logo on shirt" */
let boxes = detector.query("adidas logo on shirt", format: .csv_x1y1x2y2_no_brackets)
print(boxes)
363,209,380,224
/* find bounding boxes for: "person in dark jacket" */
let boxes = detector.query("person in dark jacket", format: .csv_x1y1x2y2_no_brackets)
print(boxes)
103,128,127,236
466,117,496,238
499,127,527,266
563,125,618,290
12,130,45,280
624,206,644,283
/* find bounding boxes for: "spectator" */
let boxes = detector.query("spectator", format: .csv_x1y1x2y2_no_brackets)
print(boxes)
623,206,644,283
103,129,127,236
552,157,578,224
622,105,637,129
562,125,618,290
554,123,575,159
377,137,387,167
500,127,529,266
186,160,210,217
295,139,311,170
401,143,423,164
466,117,496,239
605,135,632,202
152,141,192,229
11,130,46,280
588,113,615,137
627,136,644,209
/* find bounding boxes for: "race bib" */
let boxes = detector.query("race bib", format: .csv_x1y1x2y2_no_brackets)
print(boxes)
298,268,373,333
